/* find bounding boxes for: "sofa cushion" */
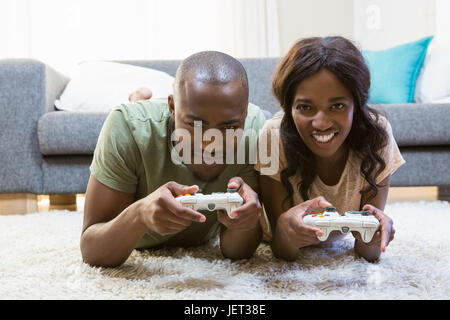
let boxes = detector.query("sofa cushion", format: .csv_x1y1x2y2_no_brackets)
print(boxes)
372,103,450,147
38,102,449,156
38,111,108,155
54,61,175,112
363,36,433,104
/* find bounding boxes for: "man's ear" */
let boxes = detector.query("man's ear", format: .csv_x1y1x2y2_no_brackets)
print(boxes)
168,94,175,119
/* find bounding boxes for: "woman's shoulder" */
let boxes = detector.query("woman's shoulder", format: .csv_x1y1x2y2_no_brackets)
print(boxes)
261,111,283,131
370,111,392,132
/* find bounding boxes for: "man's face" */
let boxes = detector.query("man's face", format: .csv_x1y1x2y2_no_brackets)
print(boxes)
169,80,248,181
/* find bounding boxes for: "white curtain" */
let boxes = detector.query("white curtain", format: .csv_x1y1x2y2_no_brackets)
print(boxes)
0,0,280,76
217,0,280,58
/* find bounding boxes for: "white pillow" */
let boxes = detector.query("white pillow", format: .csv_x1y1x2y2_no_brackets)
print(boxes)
55,61,174,112
414,42,450,103
431,96,450,103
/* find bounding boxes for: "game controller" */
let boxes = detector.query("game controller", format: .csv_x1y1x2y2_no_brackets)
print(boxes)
176,188,243,219
303,207,380,243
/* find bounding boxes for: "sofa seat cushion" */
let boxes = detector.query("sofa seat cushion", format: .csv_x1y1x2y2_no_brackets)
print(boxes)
38,103,449,156
372,103,450,147
38,111,108,155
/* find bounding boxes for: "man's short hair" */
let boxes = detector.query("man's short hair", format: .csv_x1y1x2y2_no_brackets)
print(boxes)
174,51,249,96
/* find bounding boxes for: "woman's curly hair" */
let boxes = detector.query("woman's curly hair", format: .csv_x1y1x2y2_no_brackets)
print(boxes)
271,36,389,208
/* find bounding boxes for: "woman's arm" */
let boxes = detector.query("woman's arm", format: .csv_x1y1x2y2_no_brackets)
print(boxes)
259,175,330,261
354,175,395,261
259,175,298,260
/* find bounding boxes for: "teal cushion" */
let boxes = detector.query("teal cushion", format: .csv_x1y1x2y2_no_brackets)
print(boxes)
363,36,433,104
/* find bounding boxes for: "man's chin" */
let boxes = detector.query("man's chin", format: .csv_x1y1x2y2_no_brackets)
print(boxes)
187,163,226,182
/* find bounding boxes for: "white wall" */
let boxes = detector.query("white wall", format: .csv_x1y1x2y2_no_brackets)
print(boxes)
276,0,354,55
276,0,436,53
353,0,435,50
436,0,450,44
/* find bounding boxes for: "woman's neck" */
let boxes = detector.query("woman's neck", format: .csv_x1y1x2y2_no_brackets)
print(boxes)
315,145,349,186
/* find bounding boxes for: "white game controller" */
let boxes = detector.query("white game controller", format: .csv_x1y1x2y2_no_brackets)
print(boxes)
303,207,380,243
176,189,243,219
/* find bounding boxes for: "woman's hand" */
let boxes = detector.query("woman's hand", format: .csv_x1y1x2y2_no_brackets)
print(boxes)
352,204,395,252
274,197,332,257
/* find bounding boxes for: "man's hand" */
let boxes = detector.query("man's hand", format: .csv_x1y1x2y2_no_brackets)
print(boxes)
276,196,332,249
217,177,262,231
129,87,153,102
218,177,263,260
137,181,206,236
352,204,395,252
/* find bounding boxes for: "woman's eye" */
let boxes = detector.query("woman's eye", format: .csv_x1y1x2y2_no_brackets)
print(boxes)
295,104,311,111
224,125,237,130
332,103,345,110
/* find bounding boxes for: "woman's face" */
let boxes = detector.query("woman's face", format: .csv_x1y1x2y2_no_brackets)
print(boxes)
291,68,355,161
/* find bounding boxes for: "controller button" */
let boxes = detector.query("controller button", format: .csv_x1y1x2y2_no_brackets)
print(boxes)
363,221,378,228
341,226,350,233
312,214,317,217
319,215,325,218
363,230,370,242
207,203,215,211
185,194,191,196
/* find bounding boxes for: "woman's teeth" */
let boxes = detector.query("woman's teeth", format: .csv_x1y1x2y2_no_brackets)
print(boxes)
312,133,336,143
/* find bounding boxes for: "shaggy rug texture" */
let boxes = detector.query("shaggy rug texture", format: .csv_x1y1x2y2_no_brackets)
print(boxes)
1,200,449,300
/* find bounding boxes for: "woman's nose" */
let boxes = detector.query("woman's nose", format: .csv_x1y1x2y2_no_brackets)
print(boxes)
312,111,333,131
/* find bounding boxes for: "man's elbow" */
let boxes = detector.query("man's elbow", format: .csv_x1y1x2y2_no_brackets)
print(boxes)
79,237,125,268
221,247,256,260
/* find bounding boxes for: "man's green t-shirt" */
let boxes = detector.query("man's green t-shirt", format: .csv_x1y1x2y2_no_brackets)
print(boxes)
90,98,267,249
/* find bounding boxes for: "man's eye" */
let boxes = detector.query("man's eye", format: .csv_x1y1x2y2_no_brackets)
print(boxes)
224,125,237,130
188,122,202,128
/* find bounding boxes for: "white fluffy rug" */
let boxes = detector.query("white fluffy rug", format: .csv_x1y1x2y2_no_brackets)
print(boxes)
1,201,450,300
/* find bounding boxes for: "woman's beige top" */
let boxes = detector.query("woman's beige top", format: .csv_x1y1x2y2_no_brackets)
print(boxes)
255,114,405,216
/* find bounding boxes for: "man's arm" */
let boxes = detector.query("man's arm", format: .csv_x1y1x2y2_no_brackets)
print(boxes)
80,176,205,268
80,175,146,267
218,177,263,260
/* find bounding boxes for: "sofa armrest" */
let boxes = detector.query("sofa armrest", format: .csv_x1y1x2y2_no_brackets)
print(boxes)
0,59,69,194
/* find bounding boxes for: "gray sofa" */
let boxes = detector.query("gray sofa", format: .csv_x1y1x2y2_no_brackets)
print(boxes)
1,58,449,206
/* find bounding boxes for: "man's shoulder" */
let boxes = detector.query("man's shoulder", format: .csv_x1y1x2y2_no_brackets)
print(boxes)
245,102,269,130
105,98,171,152
114,98,171,123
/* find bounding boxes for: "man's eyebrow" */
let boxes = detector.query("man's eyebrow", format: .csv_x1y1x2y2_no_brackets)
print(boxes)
186,115,241,126
186,114,209,125
217,118,241,126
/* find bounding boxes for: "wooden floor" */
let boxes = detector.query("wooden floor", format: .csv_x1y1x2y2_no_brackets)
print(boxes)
36,187,439,212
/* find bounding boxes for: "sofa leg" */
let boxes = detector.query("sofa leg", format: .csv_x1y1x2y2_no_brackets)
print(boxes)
438,186,450,202
0,193,38,215
49,194,77,211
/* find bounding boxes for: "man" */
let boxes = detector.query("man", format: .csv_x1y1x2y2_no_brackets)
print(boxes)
80,51,267,267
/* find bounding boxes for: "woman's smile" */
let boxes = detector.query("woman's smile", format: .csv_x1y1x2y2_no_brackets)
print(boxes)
311,131,339,145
